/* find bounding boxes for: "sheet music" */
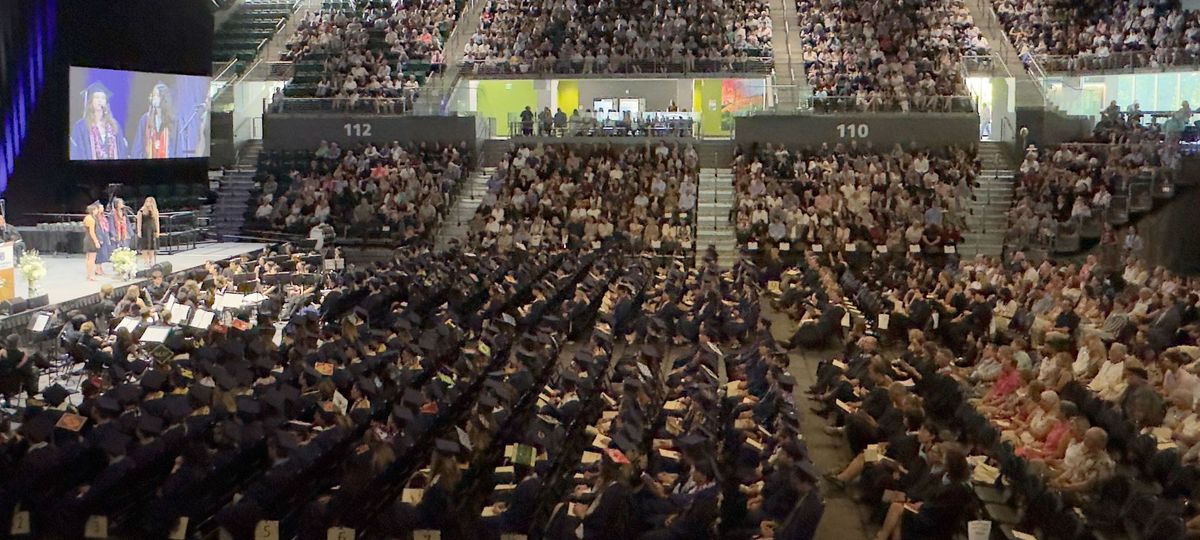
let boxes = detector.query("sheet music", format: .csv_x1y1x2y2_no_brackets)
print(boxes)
188,309,215,329
223,293,245,308
169,304,191,325
140,325,172,343
29,313,51,333
115,317,140,334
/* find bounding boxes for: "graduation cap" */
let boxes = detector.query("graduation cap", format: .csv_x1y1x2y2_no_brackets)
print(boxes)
141,370,168,391
611,427,639,454
22,412,55,440
163,395,193,421
96,395,122,414
42,384,71,407
236,396,262,417
240,422,266,447
252,354,276,372
400,386,424,408
560,370,582,385
129,359,150,375
188,384,214,405
434,438,463,457
98,430,131,456
417,331,440,352
138,414,165,435
332,369,354,388
392,404,415,423
677,432,709,452
262,389,287,413
79,81,113,111
210,367,238,391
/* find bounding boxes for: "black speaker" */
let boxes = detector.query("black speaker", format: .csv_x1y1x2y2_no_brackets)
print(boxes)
136,262,173,278
7,298,28,314
26,294,48,309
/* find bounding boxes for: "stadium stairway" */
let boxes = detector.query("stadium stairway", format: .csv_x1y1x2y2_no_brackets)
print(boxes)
768,0,808,110
211,141,264,239
959,141,1017,258
964,0,1052,110
436,166,495,250
694,167,739,266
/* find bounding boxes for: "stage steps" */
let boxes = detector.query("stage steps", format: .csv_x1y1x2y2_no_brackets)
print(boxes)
212,141,264,239
959,142,1017,258
436,167,495,250
693,168,739,267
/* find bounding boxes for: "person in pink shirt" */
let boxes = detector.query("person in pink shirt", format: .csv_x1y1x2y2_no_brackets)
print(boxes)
984,352,1023,402
1018,402,1082,460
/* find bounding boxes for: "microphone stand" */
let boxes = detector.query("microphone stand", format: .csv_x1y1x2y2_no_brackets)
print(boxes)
179,104,209,157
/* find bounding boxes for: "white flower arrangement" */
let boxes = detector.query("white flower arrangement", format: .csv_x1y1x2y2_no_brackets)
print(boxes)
18,250,46,295
111,247,138,280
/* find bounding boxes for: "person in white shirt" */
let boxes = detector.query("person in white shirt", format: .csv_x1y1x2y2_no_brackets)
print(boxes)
1088,343,1129,401
1162,351,1200,400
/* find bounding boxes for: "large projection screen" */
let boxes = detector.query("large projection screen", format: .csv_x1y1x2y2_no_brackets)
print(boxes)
68,66,211,161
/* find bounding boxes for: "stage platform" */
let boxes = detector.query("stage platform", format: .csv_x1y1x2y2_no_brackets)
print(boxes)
13,241,268,306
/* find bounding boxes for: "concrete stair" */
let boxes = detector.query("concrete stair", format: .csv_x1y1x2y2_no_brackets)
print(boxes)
958,142,1017,258
694,168,739,266
768,0,809,110
211,140,263,239
436,167,494,249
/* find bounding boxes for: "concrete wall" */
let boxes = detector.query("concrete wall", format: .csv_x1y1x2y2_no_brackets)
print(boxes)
734,113,980,149
480,138,734,167
1015,107,1094,148
1134,187,1200,275
262,114,478,151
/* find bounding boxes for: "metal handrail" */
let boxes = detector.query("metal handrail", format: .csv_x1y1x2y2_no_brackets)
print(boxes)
458,57,774,77
1035,50,1200,75
801,95,978,114
961,53,1012,78
506,118,699,139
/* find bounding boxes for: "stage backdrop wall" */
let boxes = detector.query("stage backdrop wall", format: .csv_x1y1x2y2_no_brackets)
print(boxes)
5,0,212,223
262,114,479,151
734,113,981,149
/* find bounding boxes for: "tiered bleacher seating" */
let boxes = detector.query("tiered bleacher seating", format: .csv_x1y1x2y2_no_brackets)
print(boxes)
277,0,462,102
212,0,298,67
245,140,470,244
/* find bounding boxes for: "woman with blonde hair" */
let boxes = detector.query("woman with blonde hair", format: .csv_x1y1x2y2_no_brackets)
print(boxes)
137,197,161,267
83,203,103,281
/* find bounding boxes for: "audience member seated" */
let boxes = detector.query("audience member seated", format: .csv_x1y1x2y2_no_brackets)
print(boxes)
1005,127,1169,253
732,143,976,253
249,140,468,243
992,0,1200,71
780,234,1200,539
277,0,458,110
462,0,773,74
797,0,988,112
467,142,699,254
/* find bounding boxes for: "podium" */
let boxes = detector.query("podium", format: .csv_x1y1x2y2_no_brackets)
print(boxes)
0,242,13,302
